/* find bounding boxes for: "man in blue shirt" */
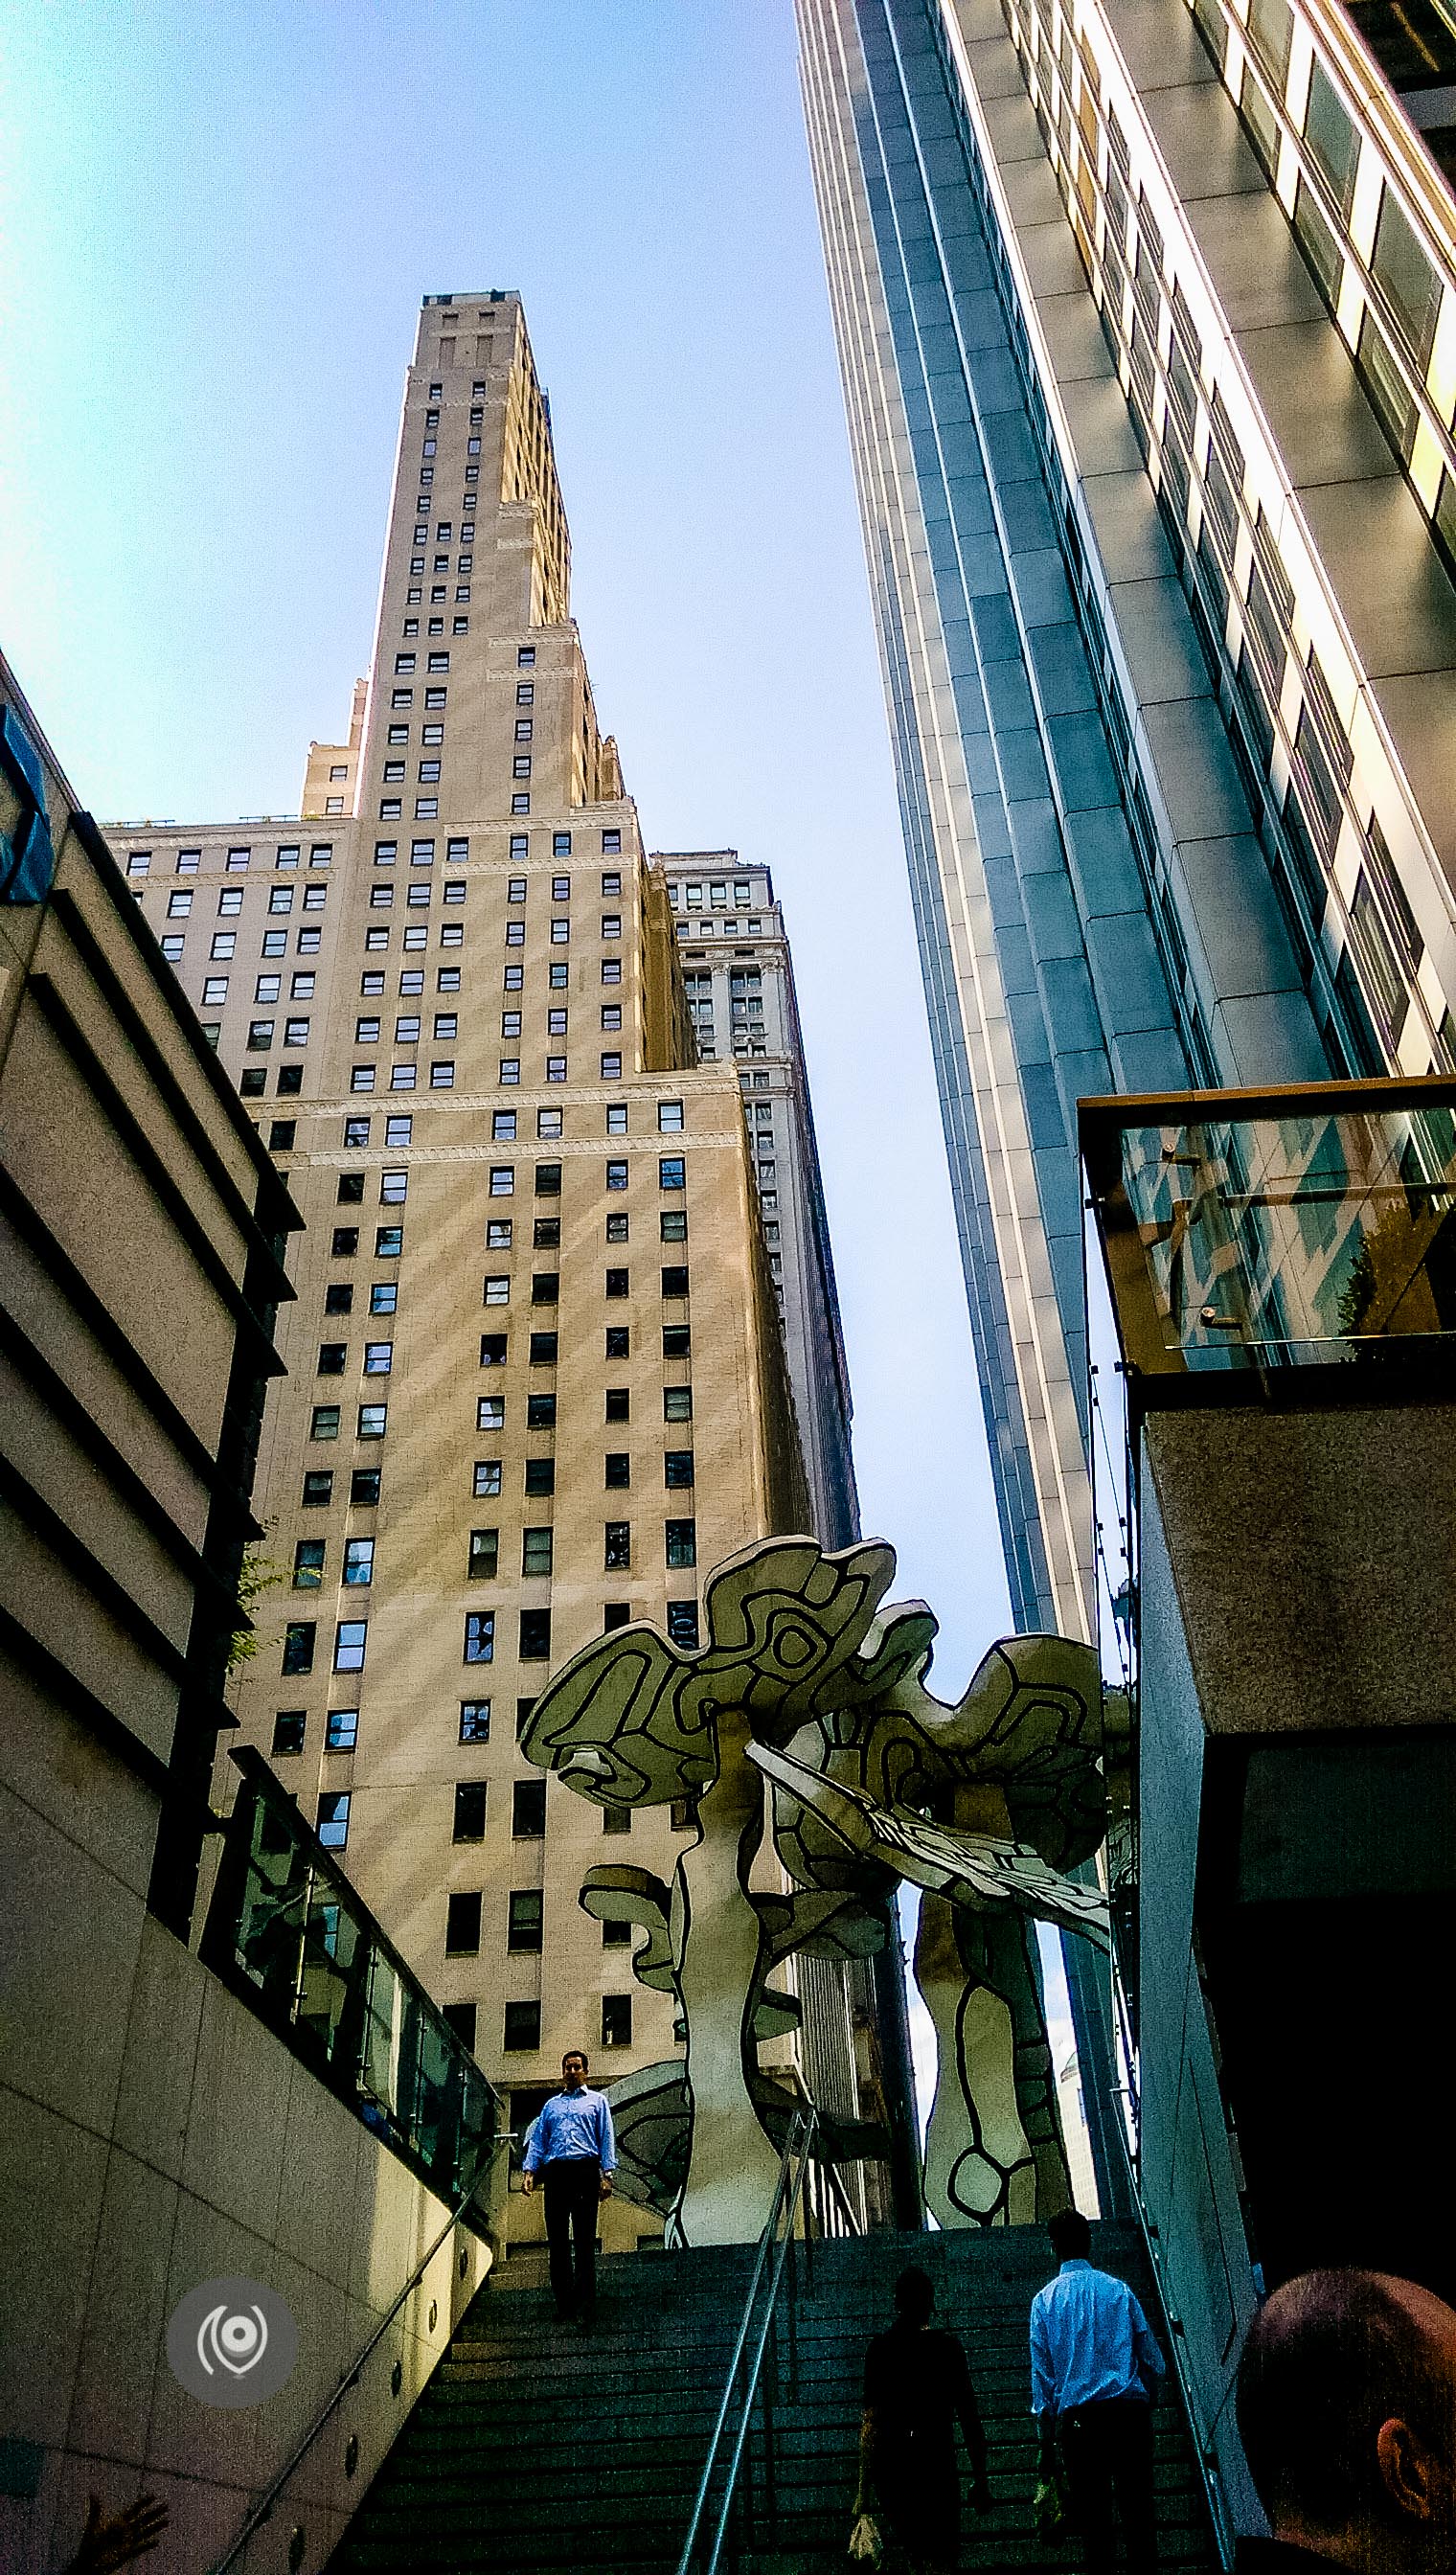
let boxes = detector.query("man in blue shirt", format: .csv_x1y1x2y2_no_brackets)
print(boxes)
522,2049,617,2328
1030,2207,1165,2571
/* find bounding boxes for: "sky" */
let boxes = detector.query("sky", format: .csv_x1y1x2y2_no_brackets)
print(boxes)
0,0,1015,1682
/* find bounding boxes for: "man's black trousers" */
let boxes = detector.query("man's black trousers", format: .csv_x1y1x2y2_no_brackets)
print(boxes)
1058,2394,1156,2573
543,2156,601,2318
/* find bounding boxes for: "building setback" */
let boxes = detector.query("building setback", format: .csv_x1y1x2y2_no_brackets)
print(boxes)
796,0,1456,1636
120,293,900,2245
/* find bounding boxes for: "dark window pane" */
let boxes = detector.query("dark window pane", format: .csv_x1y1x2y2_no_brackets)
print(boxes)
508,1889,543,1951
504,2001,540,2050
282,1622,316,1675
454,1782,489,1842
272,1710,306,1755
667,1600,700,1649
519,1608,552,1660
459,1699,491,1743
446,1892,482,1953
512,1779,547,1837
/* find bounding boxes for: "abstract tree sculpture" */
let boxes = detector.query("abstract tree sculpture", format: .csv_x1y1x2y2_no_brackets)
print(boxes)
520,1535,1110,2245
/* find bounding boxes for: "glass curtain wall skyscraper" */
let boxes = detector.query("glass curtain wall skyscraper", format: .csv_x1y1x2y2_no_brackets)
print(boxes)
797,0,1456,1636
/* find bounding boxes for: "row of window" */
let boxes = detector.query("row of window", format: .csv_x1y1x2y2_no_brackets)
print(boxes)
297,1412,694,1512
441,1998,634,2056
127,841,333,878
279,1577,696,1678
289,1496,696,1594
331,1155,686,1212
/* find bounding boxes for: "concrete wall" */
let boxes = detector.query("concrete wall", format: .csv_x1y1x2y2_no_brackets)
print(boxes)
0,1822,489,2575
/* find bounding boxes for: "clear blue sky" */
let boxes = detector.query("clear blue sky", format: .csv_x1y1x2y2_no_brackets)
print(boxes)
0,0,1012,1681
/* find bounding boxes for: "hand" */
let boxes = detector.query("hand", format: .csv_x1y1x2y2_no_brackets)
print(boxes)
521,2171,535,2196
65,2495,170,2574
600,2173,613,2199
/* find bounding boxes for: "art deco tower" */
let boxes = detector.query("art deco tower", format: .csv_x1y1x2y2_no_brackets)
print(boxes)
119,294,902,2242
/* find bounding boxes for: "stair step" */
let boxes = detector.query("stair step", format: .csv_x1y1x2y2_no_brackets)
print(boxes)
328,2226,1218,2575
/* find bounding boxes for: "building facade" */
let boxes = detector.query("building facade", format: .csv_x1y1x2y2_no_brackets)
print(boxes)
657,852,859,1549
797,0,1456,1635
120,294,900,2244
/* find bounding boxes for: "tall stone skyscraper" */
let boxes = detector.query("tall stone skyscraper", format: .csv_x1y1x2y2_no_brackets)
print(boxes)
797,0,1456,1635
120,293,904,2242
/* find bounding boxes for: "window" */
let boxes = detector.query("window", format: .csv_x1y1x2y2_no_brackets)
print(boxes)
272,1711,306,1756
316,1792,351,1851
284,1019,309,1048
357,1403,387,1438
446,1893,482,1955
460,1699,491,1743
1371,185,1441,369
602,959,622,986
489,1166,514,1197
302,1470,333,1508
310,1406,341,1441
167,890,193,921
606,1159,628,1193
282,1621,316,1676
380,1170,408,1202
546,1057,567,1083
662,1267,690,1299
454,1782,489,1843
602,1995,632,2048
202,975,229,1007
218,888,244,917
442,2002,476,2051
531,1273,560,1309
326,1281,354,1314
504,2001,540,2051
343,1538,374,1586
212,933,236,960
465,1610,495,1664
519,1608,552,1660
375,1224,403,1257
523,1458,556,1499
527,1393,557,1429
605,1327,629,1360
604,1522,631,1570
522,1528,554,1578
659,1157,685,1191
663,1386,694,1426
506,1890,544,1955
337,1174,366,1205
660,1211,688,1242
535,1162,562,1198
363,1342,393,1375
480,1334,509,1369
266,1121,296,1154
605,1390,630,1425
291,1538,326,1592
603,1266,630,1302
601,1053,623,1081
601,1006,622,1032
667,1600,700,1649
333,1620,368,1672
602,915,622,940
467,1527,499,1582
317,1342,347,1378
484,1276,511,1309
350,1469,381,1507
666,1519,696,1568
512,1779,547,1839
430,1061,454,1088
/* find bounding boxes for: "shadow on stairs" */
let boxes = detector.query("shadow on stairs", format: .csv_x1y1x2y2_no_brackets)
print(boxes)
327,2223,1220,2574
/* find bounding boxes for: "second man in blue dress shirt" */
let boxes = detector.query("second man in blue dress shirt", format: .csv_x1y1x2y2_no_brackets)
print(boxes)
522,2049,618,2328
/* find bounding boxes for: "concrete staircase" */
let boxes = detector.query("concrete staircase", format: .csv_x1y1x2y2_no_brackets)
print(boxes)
330,2223,1218,2574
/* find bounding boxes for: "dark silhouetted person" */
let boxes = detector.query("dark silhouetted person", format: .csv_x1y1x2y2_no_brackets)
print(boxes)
856,2263,991,2572
1235,2267,1456,2571
1030,2207,1165,2573
521,2046,615,2328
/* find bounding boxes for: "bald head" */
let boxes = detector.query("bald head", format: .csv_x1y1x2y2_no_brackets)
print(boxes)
1238,2270,1456,2551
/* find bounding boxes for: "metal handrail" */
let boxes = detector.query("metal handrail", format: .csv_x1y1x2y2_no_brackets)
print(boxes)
674,2108,819,2575
1107,2090,1238,2573
207,2134,511,2575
